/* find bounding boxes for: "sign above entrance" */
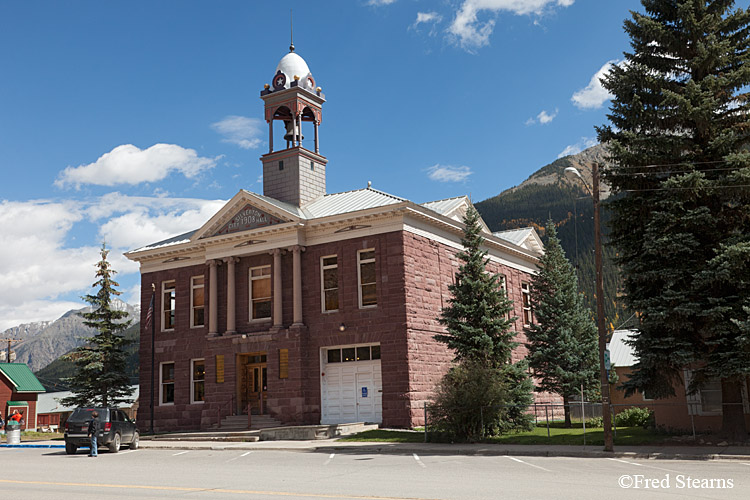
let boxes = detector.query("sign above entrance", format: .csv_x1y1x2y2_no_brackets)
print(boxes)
214,205,285,236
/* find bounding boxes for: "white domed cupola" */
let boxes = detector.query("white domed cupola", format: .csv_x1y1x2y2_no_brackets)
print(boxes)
259,44,327,207
271,49,316,92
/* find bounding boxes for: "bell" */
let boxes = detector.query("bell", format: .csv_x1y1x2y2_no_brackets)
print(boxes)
283,120,304,142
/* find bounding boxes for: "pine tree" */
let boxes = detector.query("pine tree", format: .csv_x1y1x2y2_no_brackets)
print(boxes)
434,206,517,366
525,220,599,427
431,206,534,439
61,244,134,408
597,0,750,440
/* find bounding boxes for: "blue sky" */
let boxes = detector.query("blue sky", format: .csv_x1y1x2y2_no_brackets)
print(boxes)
0,0,642,330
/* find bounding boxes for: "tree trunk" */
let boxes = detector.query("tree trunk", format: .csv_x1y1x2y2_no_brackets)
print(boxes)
563,394,572,428
720,377,748,442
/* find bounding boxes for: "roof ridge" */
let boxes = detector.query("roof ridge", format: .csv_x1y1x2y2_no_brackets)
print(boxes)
422,195,468,205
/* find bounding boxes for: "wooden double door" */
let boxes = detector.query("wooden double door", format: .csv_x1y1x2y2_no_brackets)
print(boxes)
238,353,267,415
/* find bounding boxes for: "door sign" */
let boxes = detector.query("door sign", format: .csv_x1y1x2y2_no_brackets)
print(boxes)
361,387,368,398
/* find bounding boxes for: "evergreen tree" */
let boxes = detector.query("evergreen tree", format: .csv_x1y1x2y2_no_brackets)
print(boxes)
597,0,750,440
435,206,517,366
431,206,534,439
61,244,134,407
525,220,599,427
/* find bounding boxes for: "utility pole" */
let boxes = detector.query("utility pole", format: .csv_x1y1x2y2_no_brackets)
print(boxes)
593,163,614,452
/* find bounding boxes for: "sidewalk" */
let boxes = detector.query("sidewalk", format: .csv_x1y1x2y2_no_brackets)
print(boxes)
6,438,750,461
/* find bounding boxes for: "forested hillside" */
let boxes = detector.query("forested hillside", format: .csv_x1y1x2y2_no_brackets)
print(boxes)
476,144,628,329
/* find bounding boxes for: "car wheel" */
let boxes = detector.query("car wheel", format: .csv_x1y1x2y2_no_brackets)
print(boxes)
108,433,121,453
65,443,78,455
130,431,139,450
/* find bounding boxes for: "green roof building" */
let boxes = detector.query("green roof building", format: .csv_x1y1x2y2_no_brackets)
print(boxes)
1,362,45,431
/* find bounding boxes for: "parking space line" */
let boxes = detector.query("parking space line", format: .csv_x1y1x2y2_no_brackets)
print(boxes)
111,450,136,456
505,456,552,472
413,453,426,468
226,451,253,462
324,453,335,465
742,463,750,466
172,451,190,456
606,458,643,467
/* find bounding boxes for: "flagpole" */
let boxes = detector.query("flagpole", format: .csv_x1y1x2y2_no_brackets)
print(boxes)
149,283,155,435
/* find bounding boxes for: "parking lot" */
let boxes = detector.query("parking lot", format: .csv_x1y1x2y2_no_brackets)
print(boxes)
1,446,748,499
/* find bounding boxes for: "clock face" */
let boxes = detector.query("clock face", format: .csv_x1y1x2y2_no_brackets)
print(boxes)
273,73,287,90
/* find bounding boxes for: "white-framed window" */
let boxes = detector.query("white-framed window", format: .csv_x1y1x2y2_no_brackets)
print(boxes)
160,361,175,405
357,249,377,308
500,274,511,319
191,359,205,404
684,370,750,416
162,280,176,331
190,276,205,328
321,255,339,312
521,281,532,326
249,265,272,320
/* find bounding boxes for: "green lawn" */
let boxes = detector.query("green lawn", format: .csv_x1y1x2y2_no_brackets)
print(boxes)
339,423,669,446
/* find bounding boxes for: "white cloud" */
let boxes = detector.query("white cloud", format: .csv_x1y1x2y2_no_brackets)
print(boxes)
211,115,264,150
558,137,597,158
0,194,225,330
448,0,574,51
426,164,472,182
571,60,618,110
368,0,397,5
527,109,558,125
55,144,218,188
412,12,443,30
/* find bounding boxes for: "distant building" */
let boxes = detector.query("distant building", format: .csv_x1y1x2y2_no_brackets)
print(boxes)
608,330,750,433
125,45,553,432
0,363,45,430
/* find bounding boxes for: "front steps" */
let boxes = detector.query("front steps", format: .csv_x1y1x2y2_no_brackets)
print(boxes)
211,414,283,431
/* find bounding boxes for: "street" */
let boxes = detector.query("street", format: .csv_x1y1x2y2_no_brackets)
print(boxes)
0,446,747,499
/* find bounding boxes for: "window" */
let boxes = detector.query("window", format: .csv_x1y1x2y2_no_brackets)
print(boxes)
160,362,175,405
500,274,511,319
279,160,284,171
191,359,205,404
249,265,272,320
191,276,205,328
700,380,723,413
311,160,315,171
162,281,176,331
326,345,381,364
521,282,532,326
321,255,338,312
358,249,377,308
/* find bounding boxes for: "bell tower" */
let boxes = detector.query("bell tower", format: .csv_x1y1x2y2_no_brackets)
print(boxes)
260,44,327,207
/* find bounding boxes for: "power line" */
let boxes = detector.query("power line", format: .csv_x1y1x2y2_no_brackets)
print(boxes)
624,184,750,192
604,159,749,170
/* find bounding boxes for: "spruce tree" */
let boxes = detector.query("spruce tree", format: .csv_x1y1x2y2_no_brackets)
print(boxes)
597,0,750,440
435,206,517,366
432,206,534,439
62,244,134,407
525,220,599,427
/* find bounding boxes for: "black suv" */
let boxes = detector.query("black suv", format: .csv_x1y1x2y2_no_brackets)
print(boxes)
64,407,139,454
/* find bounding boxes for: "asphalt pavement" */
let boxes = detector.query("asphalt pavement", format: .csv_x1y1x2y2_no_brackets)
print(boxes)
4,436,750,461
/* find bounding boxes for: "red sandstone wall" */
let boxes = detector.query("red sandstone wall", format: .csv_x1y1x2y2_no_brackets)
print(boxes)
402,232,560,426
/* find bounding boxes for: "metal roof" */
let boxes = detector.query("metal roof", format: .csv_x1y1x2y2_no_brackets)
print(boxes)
607,329,638,368
132,229,196,253
303,187,406,219
493,228,534,246
0,363,46,393
36,385,140,414
420,196,468,218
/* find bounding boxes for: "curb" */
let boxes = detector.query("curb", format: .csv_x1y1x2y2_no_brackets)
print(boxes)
0,444,66,448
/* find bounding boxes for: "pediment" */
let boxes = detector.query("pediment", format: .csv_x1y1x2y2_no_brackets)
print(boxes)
192,191,300,241
212,204,285,236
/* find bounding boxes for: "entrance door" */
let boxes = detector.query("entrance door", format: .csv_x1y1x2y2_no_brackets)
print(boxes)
239,353,267,414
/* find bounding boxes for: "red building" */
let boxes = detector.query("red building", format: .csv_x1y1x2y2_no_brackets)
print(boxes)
0,363,45,430
125,47,551,432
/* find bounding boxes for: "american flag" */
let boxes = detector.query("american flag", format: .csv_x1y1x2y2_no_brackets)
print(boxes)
145,293,154,330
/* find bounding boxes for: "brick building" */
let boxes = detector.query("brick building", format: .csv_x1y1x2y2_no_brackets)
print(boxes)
125,46,549,432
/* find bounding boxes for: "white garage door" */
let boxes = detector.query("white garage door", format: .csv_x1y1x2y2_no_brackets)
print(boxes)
321,344,382,425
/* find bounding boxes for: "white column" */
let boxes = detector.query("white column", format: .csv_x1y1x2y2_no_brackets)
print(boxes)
272,248,283,328
292,245,304,325
268,120,273,153
208,260,218,335
224,257,238,334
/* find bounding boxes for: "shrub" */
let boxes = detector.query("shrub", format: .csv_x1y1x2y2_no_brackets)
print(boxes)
429,360,534,441
586,416,604,428
615,407,652,428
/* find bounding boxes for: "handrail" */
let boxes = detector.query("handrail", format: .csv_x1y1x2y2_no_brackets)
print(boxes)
217,395,234,428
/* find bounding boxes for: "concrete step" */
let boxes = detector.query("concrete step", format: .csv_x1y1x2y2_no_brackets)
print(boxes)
209,414,283,431
147,430,260,442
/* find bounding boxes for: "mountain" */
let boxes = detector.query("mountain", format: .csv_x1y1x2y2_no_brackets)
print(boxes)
34,322,140,392
475,143,629,329
5,299,139,373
